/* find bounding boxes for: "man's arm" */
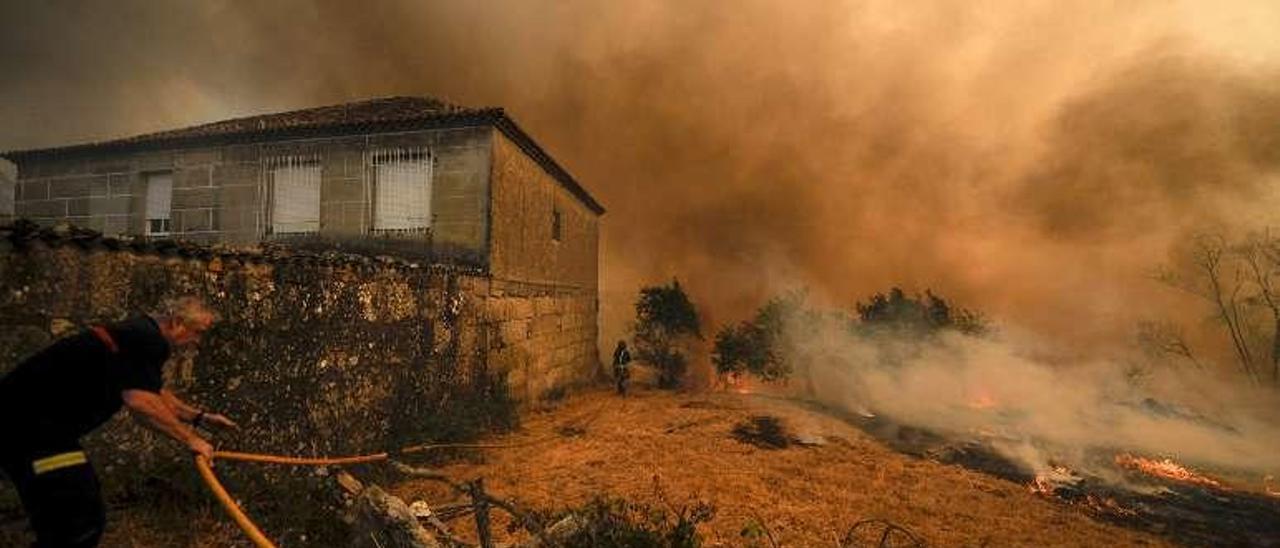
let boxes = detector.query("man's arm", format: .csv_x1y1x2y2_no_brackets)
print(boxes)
160,389,239,430
122,389,213,460
160,389,200,421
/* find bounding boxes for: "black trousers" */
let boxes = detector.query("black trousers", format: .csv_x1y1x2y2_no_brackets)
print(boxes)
615,366,629,395
0,440,105,548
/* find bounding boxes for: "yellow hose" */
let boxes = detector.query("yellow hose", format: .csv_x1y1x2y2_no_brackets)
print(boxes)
210,441,538,466
194,455,276,548
197,399,610,545
199,443,533,546
213,450,390,466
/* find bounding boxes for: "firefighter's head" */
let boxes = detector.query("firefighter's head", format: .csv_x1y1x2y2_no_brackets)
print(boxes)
156,296,218,348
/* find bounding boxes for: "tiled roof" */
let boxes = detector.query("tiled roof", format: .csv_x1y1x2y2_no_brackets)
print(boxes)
113,96,482,144
1,96,604,214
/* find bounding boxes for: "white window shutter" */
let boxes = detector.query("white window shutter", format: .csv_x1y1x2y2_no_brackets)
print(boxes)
373,149,432,232
271,163,321,234
145,173,172,220
145,173,173,235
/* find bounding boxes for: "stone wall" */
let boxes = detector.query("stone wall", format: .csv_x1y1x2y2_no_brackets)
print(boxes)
0,222,598,505
488,130,599,289
11,126,492,257
482,277,601,402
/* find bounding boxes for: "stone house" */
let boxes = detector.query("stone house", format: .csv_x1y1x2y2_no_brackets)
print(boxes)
0,97,604,400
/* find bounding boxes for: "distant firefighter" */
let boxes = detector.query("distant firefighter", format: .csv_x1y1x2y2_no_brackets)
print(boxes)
612,340,633,396
0,296,238,547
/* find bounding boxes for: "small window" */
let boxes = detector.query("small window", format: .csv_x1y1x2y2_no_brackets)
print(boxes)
552,208,562,242
144,172,172,236
268,156,321,235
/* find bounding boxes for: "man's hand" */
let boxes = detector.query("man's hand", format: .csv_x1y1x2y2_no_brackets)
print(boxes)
124,389,217,462
189,437,215,461
200,412,239,431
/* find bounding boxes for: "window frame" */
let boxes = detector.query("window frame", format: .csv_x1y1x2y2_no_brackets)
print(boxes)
369,147,434,236
143,171,173,237
265,155,322,236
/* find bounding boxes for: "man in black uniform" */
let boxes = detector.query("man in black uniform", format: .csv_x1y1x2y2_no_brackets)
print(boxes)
612,340,632,396
0,296,237,547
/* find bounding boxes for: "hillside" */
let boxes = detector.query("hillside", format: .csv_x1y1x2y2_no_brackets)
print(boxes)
390,387,1168,547
3,385,1176,546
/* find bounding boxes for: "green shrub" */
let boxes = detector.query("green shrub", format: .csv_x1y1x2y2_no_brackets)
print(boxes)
633,280,703,389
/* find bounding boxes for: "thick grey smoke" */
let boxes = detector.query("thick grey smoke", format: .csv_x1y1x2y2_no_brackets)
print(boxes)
783,311,1280,488
2,2,1279,364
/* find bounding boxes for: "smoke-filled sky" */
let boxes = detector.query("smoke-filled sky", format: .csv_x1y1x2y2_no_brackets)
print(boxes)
3,1,1280,357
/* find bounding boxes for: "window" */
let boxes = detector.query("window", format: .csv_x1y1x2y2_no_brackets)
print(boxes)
371,148,432,234
0,172,14,219
144,172,172,236
552,208,562,242
268,155,321,235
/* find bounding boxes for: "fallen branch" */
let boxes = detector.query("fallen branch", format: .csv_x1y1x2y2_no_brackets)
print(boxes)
390,460,550,546
354,485,442,548
840,518,925,548
411,500,473,547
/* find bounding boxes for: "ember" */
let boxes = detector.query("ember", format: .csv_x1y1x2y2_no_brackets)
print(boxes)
1114,454,1225,490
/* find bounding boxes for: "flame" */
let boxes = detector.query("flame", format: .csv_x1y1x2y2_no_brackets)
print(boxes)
1114,454,1225,490
1028,465,1075,496
1029,465,1137,518
1266,475,1280,497
968,392,998,410
1029,474,1057,496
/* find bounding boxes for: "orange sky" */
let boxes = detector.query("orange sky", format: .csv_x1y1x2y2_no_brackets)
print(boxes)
2,1,1279,363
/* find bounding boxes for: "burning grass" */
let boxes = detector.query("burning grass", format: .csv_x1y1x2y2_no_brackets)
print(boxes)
1114,454,1225,490
17,386,1271,546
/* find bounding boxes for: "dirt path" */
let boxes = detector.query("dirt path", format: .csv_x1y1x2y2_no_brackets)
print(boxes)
391,387,1169,547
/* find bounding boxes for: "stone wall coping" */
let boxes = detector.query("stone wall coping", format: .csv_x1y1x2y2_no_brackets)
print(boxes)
0,218,486,276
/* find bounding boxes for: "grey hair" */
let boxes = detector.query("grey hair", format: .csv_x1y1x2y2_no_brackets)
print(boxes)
156,295,218,328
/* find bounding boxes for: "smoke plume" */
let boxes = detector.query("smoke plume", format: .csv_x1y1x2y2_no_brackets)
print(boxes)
2,2,1280,365
784,310,1280,487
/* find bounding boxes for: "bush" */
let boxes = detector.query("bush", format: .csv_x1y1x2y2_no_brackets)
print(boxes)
855,287,988,336
714,287,989,387
731,415,793,450
633,280,702,389
712,291,806,381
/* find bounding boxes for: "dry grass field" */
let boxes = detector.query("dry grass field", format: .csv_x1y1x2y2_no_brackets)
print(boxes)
392,387,1169,547
3,385,1173,547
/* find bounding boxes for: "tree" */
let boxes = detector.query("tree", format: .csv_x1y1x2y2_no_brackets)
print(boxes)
715,288,987,392
712,292,805,383
855,287,988,336
1240,232,1280,385
633,279,702,389
1158,233,1272,385
1136,320,1204,371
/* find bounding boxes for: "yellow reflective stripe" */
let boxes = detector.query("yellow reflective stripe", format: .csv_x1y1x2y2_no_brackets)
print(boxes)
32,451,87,475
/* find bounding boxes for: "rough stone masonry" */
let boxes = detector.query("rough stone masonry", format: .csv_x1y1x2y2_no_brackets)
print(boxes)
0,221,600,504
